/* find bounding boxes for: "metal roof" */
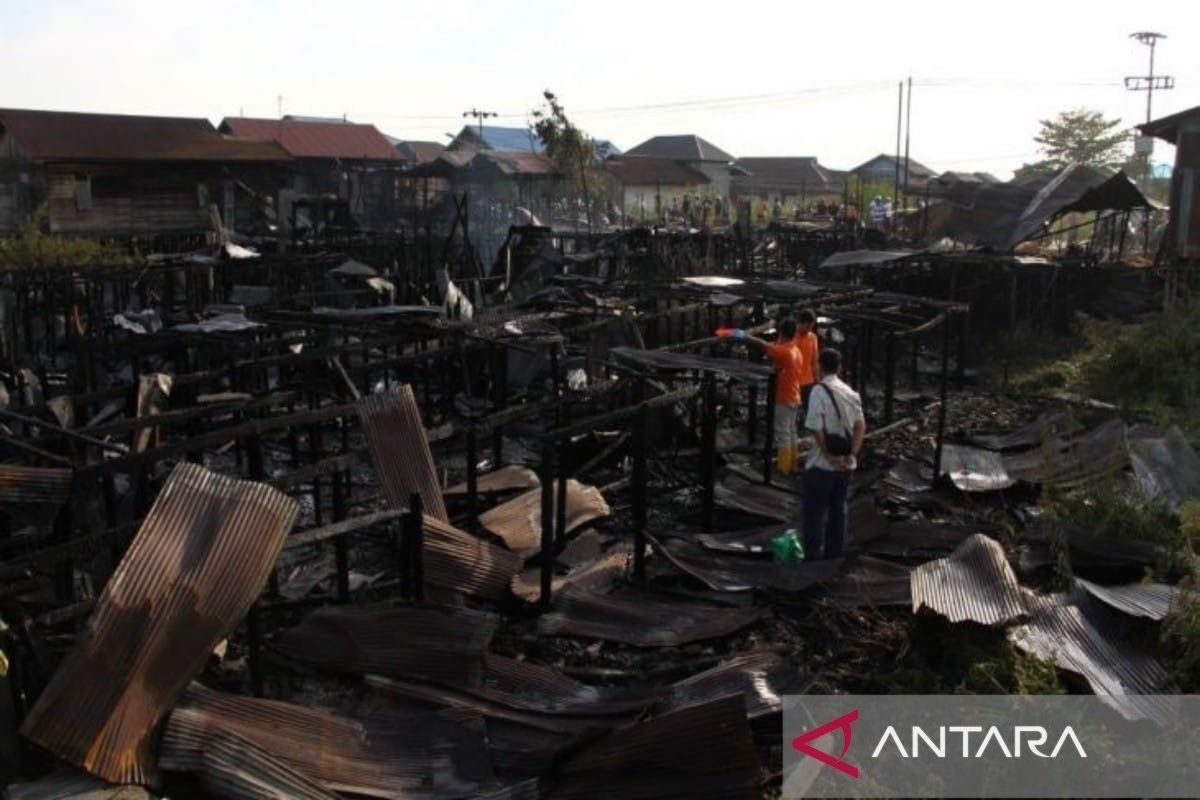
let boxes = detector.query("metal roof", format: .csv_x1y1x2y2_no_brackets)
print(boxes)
1074,577,1180,621
910,533,1027,625
163,722,338,800
165,684,497,798
19,462,299,785
422,514,523,601
478,479,610,556
849,152,937,180
272,603,498,686
1139,104,1200,142
626,134,735,163
1010,593,1174,722
395,139,446,164
450,124,545,153
538,586,766,647
220,117,403,161
604,155,712,186
0,464,73,505
1126,424,1200,512
0,108,291,163
356,384,449,522
732,157,844,192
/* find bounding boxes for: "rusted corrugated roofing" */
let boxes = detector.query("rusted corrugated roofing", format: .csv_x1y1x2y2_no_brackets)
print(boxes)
1074,577,1179,621
164,684,496,798
822,555,913,608
20,462,298,785
538,587,766,647
970,410,1081,451
511,547,630,603
161,715,337,800
911,533,1026,625
1010,593,1173,722
1003,418,1129,489
0,464,72,505
938,443,1016,492
714,475,797,522
272,603,498,686
357,385,449,522
423,514,523,601
552,694,761,800
668,651,798,720
4,772,151,800
444,464,540,497
651,535,840,592
479,480,610,556
1126,424,1200,511
220,117,403,161
0,108,291,162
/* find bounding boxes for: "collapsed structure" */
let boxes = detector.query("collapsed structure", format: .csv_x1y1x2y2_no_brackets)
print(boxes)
0,109,1194,798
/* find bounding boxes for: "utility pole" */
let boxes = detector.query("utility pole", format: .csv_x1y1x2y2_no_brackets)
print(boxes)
1126,32,1173,179
893,81,903,212
277,94,284,118
1125,32,1173,255
462,108,498,147
903,76,913,196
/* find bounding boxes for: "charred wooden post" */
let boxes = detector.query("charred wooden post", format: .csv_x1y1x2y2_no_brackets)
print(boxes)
400,492,424,602
539,441,555,610
932,315,951,487
762,372,777,484
555,435,569,545
632,386,648,583
247,604,265,697
701,371,717,534
883,332,897,425
332,468,350,603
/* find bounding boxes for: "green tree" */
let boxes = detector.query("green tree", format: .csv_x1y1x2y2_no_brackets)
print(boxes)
1029,108,1129,173
531,91,612,232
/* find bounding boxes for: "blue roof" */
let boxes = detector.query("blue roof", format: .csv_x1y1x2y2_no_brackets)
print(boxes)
459,125,544,153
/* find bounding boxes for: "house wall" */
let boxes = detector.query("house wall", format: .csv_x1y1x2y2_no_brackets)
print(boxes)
43,164,208,235
1174,128,1200,259
619,183,708,222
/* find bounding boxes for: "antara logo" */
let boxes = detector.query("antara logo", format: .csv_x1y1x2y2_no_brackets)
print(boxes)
792,712,1088,779
792,710,861,778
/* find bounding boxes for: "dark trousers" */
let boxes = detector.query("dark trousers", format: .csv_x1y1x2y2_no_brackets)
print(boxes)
802,467,850,560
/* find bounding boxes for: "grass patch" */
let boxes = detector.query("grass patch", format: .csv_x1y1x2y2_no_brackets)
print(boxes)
0,225,131,269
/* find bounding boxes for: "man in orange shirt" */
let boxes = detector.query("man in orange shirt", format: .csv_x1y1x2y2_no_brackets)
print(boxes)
794,309,820,410
733,318,804,474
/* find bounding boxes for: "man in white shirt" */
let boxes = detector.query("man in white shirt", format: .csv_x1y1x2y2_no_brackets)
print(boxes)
802,348,866,560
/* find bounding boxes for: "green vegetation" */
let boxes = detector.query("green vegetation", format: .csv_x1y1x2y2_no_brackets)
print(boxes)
0,225,130,269
990,302,1200,438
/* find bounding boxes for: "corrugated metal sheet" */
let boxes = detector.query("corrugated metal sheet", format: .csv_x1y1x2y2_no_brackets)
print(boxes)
1074,577,1179,621
272,603,497,686
357,385,449,522
822,555,913,608
444,464,540,497
1003,419,1129,489
610,347,772,385
511,547,629,603
651,535,841,593
1009,593,1174,722
220,117,403,161
3,773,151,800
668,651,798,720
423,514,523,601
910,533,1026,625
161,714,337,800
19,462,298,785
971,411,1081,451
0,108,290,162
1126,424,1200,511
164,684,496,798
713,475,797,523
0,464,72,505
538,587,766,647
479,480,610,556
938,444,1016,492
551,694,761,800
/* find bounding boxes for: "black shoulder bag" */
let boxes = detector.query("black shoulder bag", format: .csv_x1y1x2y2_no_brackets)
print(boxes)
816,383,853,457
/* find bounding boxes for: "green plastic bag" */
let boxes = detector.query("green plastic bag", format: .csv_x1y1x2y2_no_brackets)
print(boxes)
771,529,805,565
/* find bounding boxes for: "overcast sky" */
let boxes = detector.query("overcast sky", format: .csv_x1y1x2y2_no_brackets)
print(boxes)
4,0,1198,177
